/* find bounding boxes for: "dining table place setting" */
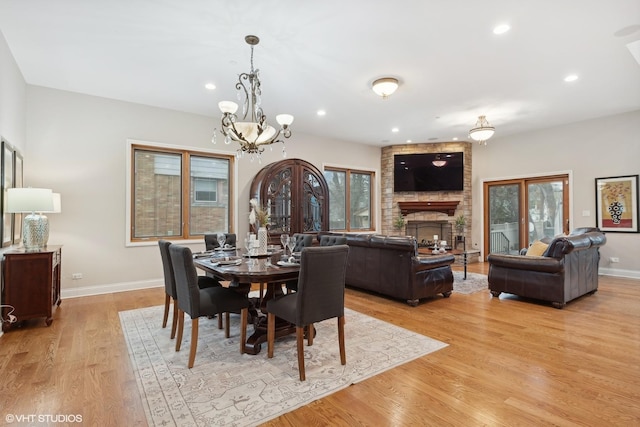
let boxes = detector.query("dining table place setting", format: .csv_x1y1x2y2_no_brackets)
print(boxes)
203,256,243,267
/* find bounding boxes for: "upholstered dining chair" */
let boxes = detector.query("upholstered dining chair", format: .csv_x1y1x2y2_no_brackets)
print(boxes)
158,240,221,339
168,244,251,368
267,245,349,381
284,233,315,293
204,233,237,251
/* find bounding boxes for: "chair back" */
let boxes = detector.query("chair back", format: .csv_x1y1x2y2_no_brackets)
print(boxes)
292,233,314,252
168,244,201,318
319,235,347,246
158,240,177,298
295,245,349,326
204,233,237,250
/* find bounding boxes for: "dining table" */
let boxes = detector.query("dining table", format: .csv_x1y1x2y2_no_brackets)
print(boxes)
193,248,301,355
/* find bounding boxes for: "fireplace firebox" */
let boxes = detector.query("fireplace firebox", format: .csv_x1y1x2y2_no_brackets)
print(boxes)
406,221,453,248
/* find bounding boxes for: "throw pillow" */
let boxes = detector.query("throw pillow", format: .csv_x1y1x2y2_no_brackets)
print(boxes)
526,240,549,256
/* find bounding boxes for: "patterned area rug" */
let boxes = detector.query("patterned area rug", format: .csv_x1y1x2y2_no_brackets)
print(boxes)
119,305,447,426
453,271,489,294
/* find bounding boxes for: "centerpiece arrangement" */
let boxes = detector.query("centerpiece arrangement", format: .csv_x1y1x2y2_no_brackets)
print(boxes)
249,198,270,255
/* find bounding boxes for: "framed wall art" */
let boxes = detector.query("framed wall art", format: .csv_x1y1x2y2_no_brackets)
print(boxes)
595,174,639,233
2,139,15,247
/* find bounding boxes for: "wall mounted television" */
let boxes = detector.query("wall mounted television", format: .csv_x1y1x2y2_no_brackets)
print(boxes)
393,152,464,192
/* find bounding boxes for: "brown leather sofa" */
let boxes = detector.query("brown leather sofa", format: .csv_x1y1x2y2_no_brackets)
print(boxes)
487,227,606,308
326,233,455,306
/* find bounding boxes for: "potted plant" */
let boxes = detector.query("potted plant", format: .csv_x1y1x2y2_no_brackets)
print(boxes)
393,215,406,231
454,214,466,236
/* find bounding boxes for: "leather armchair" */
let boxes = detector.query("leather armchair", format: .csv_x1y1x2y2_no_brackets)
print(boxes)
336,233,454,306
487,228,606,308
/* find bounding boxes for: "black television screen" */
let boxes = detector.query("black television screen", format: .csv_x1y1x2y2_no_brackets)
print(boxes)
394,152,464,192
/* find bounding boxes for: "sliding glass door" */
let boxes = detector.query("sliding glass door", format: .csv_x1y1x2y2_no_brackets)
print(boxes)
484,175,569,257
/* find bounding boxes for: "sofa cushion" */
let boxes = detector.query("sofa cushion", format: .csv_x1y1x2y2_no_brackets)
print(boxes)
526,240,549,256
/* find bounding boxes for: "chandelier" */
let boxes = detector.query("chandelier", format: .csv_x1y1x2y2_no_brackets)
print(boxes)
468,115,495,145
213,35,293,160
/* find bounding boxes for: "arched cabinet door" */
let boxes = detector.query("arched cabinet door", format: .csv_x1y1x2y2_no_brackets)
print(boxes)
250,158,329,243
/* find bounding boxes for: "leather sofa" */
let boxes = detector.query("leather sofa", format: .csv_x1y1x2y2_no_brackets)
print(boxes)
487,227,606,308
326,233,455,306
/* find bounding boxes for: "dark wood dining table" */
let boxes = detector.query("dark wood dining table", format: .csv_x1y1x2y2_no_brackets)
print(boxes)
194,249,300,355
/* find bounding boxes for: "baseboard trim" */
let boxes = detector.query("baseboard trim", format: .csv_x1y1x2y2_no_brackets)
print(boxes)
61,279,164,299
600,268,640,279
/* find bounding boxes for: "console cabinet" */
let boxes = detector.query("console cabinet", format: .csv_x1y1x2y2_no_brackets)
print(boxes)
2,246,62,331
250,158,329,244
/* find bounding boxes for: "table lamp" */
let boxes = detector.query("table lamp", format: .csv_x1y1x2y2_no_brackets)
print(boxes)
6,187,54,251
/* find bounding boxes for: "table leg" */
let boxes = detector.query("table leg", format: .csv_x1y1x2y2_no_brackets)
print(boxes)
243,281,296,355
463,251,468,280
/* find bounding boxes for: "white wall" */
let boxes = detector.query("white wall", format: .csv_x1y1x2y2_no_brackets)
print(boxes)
0,29,26,152
25,86,381,297
472,110,640,277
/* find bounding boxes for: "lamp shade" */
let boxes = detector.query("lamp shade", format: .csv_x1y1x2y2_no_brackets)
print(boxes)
43,193,62,213
6,188,54,213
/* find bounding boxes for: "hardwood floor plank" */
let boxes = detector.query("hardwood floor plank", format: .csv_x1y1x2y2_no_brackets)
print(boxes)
1,263,639,426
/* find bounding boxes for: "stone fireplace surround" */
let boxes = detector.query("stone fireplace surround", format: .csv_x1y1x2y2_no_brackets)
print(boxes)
381,142,472,247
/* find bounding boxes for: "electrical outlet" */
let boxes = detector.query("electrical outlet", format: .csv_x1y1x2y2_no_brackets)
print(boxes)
72,273,83,280
610,257,620,263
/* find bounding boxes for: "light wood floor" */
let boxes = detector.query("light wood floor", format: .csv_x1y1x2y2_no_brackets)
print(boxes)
1,263,639,426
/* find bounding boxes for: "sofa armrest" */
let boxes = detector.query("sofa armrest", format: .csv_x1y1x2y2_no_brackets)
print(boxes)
414,254,455,271
487,253,563,274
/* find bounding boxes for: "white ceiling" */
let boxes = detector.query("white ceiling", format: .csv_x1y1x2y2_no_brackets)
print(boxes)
1,0,639,146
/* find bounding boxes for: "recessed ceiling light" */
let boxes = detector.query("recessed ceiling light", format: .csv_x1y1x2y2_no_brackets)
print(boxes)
391,127,399,133
205,83,216,90
452,137,458,141
317,110,326,116
493,24,511,35
406,139,412,143
564,74,579,82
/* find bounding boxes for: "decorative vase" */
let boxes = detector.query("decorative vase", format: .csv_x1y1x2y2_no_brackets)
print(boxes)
258,227,268,255
607,200,624,224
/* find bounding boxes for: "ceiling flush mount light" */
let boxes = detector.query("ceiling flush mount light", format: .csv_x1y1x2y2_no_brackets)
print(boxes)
212,35,293,161
468,115,495,145
372,77,399,98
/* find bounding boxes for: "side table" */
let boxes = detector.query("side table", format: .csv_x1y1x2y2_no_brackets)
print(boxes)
2,246,62,331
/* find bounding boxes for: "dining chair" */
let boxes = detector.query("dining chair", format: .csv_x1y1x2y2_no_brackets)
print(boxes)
169,244,251,368
284,233,314,293
204,233,237,251
267,245,349,381
291,233,313,251
158,240,221,339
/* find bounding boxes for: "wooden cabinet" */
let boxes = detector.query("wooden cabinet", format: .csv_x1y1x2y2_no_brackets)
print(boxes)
2,246,61,331
250,158,329,244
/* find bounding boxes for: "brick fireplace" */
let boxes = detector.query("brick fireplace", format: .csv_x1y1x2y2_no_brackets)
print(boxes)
381,142,472,247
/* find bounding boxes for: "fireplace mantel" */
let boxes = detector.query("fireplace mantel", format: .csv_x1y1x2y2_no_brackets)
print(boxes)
398,201,460,216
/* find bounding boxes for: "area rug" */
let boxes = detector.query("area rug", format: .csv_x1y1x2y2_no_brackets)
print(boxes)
453,271,489,294
119,304,447,426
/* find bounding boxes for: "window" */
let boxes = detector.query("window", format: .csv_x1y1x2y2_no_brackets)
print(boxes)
129,143,234,242
194,178,217,202
324,167,374,231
